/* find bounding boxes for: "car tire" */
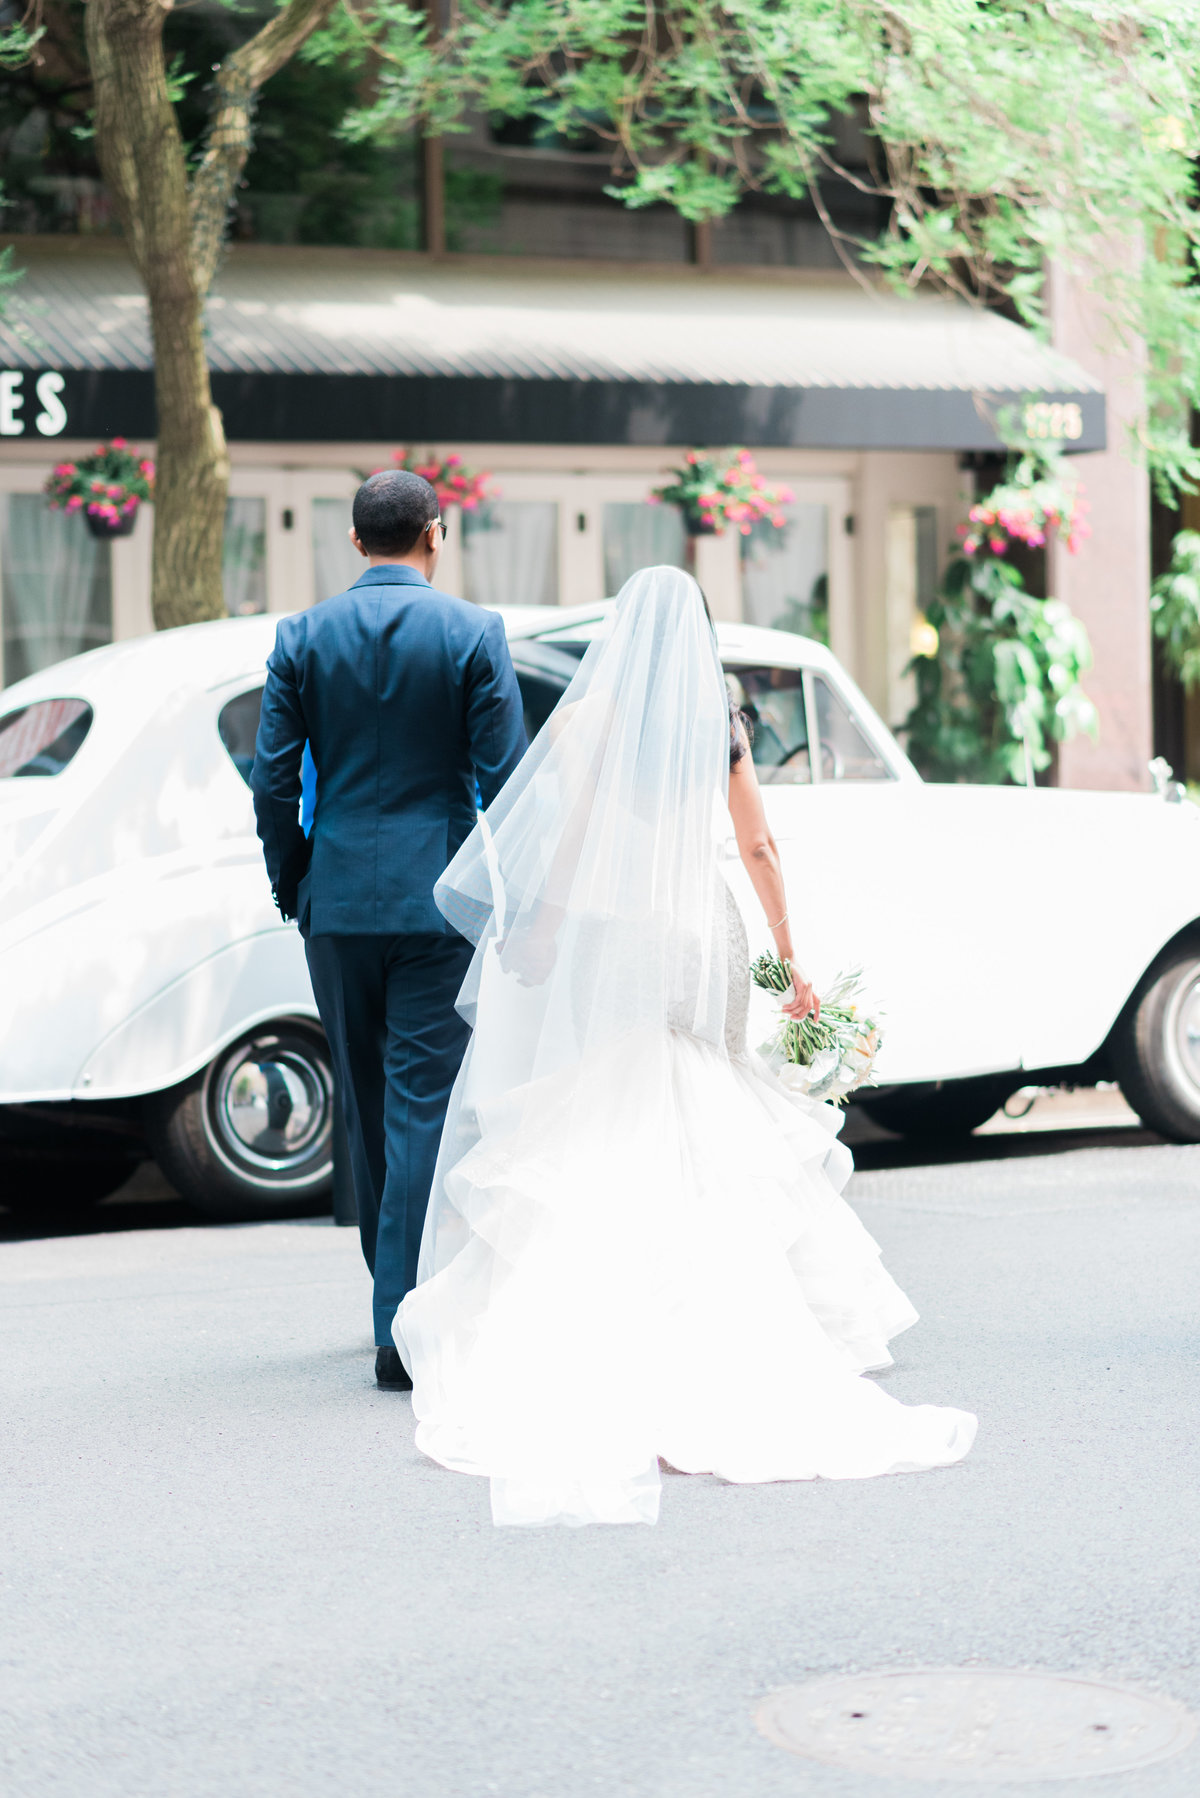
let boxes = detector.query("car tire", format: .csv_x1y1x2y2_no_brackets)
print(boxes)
1110,943,1200,1143
860,1075,1013,1141
144,1020,335,1221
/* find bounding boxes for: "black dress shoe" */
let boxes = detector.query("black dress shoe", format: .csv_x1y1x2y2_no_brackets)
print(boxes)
375,1346,412,1391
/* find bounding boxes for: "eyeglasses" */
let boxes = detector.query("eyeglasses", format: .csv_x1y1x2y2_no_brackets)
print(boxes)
429,516,444,538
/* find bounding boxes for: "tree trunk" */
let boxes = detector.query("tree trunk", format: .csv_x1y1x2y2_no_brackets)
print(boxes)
146,272,230,630
85,0,336,630
85,0,228,628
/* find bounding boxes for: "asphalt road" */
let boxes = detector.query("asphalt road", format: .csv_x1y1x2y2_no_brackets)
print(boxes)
2,1123,1199,1798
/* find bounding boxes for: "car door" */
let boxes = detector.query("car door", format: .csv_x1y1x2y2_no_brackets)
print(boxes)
723,657,1024,1084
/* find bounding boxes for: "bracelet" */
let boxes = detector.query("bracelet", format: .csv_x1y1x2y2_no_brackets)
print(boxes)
768,911,789,930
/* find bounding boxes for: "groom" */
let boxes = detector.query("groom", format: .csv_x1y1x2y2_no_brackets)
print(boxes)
252,470,526,1387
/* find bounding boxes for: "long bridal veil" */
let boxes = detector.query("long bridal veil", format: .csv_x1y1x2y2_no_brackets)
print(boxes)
432,561,733,1091
395,567,975,1526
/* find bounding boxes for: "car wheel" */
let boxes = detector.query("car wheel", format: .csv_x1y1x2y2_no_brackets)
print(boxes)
860,1075,1013,1140
1111,944,1200,1143
145,1021,335,1220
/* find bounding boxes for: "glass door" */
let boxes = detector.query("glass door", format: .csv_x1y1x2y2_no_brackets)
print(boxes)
739,476,852,661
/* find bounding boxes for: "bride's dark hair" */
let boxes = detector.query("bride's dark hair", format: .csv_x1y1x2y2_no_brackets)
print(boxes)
694,584,752,767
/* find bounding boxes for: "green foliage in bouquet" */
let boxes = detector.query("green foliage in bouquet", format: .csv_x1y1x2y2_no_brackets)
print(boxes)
1151,531,1200,691
750,955,881,1106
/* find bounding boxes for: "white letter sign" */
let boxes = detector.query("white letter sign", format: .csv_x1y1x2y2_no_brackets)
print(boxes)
0,371,24,436
34,371,67,436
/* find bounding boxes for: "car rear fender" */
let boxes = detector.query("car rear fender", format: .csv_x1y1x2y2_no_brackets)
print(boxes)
1041,915,1200,1079
69,928,319,1103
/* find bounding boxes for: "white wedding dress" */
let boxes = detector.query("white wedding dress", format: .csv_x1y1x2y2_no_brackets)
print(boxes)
394,568,976,1526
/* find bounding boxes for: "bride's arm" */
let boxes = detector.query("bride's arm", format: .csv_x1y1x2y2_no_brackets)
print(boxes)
728,744,819,1022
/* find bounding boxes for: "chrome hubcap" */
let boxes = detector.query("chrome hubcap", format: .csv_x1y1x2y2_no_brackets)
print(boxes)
1165,968,1200,1100
211,1036,332,1175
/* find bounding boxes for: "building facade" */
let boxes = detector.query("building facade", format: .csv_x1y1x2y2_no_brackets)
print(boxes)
0,235,1110,749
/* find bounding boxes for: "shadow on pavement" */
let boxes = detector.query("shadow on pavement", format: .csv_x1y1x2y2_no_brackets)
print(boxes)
0,1160,334,1243
847,1121,1165,1172
2,1109,1168,1242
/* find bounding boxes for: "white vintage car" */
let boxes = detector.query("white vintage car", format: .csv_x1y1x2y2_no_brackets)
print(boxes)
2,606,1199,1220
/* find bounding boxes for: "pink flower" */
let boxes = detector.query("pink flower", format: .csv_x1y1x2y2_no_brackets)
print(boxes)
111,437,127,449
66,495,83,511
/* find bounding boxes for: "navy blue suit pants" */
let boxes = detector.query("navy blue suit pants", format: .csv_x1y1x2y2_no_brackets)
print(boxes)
304,932,473,1345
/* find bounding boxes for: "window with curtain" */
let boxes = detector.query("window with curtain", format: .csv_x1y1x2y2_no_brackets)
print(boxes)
223,497,267,616
740,504,830,640
602,502,685,596
312,498,361,603
463,501,558,608
0,495,112,687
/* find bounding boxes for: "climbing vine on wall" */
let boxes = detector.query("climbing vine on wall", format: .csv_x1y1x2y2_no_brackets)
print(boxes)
904,450,1097,785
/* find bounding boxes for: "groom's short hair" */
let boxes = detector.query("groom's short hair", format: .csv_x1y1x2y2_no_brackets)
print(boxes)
353,470,439,555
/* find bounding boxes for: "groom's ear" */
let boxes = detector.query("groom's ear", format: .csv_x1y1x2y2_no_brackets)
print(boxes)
349,527,369,560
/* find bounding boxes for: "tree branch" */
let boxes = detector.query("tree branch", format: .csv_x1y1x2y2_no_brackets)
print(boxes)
189,0,339,294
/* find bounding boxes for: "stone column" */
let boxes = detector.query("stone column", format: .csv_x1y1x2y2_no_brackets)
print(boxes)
692,528,741,621
1045,267,1152,790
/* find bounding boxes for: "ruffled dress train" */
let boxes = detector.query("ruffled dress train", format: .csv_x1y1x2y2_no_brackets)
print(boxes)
395,897,976,1526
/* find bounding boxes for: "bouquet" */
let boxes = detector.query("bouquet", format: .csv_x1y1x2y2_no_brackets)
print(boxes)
750,955,882,1105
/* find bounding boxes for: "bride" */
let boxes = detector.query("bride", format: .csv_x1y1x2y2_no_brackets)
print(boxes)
394,566,976,1526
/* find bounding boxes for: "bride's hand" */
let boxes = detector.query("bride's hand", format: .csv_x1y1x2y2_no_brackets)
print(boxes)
782,969,819,1023
498,907,562,987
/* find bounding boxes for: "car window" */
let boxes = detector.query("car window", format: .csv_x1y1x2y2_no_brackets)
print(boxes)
726,666,812,785
218,687,263,787
811,676,891,781
0,699,93,777
516,672,567,741
511,642,584,742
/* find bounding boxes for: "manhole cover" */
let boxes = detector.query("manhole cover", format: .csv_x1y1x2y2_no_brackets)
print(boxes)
757,1669,1197,1783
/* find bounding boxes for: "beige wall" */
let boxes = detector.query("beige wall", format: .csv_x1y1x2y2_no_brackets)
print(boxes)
853,452,970,729
0,438,964,714
1046,268,1152,791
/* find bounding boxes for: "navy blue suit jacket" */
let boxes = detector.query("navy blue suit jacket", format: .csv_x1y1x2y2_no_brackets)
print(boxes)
251,566,526,937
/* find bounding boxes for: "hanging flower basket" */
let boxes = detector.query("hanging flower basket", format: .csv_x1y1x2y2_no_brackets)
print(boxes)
651,448,792,537
957,451,1090,557
84,508,139,540
44,439,155,538
387,449,496,512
